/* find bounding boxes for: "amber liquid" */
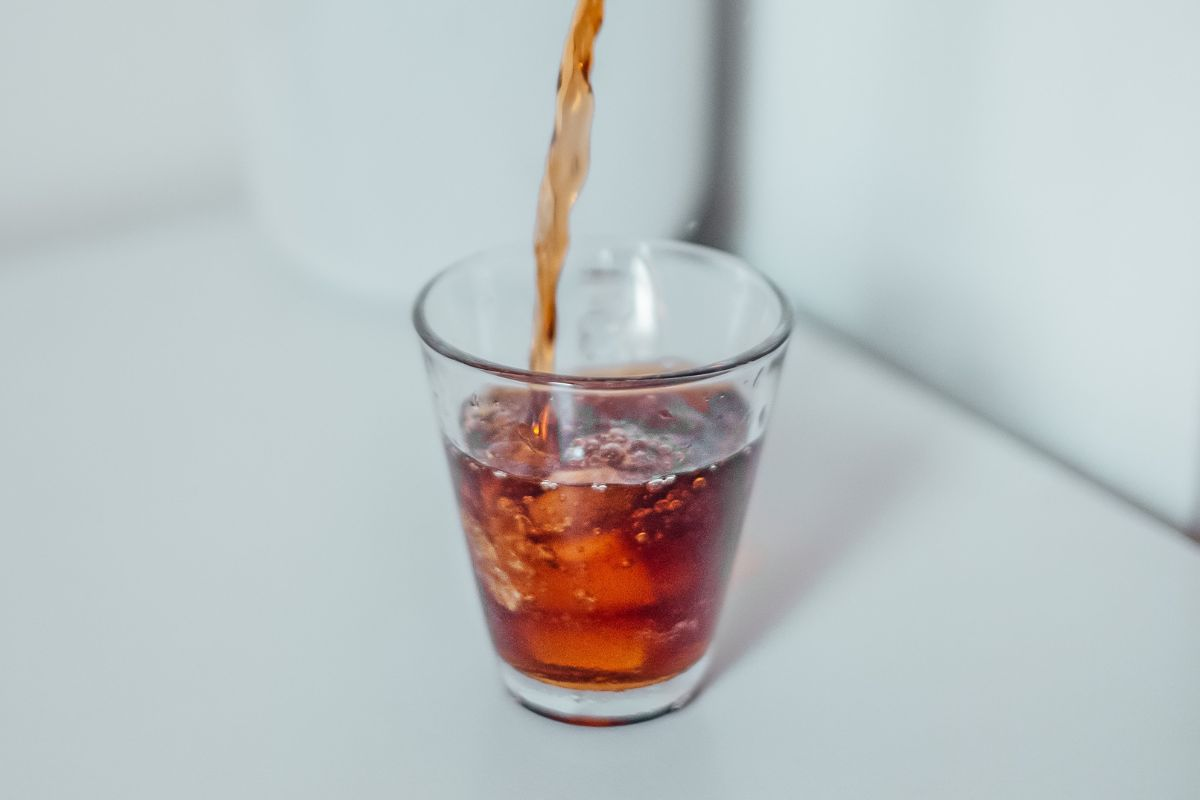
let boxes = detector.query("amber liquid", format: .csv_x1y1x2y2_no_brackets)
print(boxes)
529,0,604,374
448,388,758,690
454,0,749,692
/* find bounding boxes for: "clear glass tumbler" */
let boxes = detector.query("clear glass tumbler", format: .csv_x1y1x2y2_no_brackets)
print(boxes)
414,240,792,724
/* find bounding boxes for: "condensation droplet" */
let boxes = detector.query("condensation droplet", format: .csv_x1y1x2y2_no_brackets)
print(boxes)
592,483,607,492
539,480,558,491
492,470,508,479
692,476,707,490
634,531,649,544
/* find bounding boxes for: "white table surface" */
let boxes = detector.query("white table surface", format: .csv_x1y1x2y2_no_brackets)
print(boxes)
2,210,1198,799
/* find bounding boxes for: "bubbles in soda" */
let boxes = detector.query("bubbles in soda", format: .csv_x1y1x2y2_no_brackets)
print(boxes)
447,385,759,690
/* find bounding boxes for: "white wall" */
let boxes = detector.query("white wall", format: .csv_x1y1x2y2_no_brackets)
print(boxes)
738,0,1200,532
6,0,1197,534
1,0,241,249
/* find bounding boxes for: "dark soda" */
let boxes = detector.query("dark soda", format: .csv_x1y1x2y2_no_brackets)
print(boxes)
446,386,758,690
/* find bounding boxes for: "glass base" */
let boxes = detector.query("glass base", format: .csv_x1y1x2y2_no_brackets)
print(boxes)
498,653,711,726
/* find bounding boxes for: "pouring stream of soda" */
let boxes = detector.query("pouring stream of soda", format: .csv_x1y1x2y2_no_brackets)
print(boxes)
529,0,604,442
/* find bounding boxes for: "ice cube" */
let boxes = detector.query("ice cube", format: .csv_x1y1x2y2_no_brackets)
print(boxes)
525,468,630,534
533,532,655,613
524,625,646,673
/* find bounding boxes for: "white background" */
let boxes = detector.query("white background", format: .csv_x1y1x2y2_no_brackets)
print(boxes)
739,0,1200,534
2,4,1198,796
1,0,241,250
2,2,1196,524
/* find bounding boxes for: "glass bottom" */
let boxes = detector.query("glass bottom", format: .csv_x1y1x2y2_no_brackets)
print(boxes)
498,652,711,726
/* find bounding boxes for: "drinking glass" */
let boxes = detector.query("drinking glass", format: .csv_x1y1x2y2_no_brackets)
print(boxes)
414,240,791,724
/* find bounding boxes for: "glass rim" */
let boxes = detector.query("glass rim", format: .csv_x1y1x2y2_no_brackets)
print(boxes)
411,238,794,390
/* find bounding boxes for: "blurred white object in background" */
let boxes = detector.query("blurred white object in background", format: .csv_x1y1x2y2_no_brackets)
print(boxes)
738,0,1200,533
242,0,716,297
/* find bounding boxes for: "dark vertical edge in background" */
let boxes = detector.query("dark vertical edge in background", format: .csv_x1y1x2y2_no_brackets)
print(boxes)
1192,392,1200,539
692,0,748,251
